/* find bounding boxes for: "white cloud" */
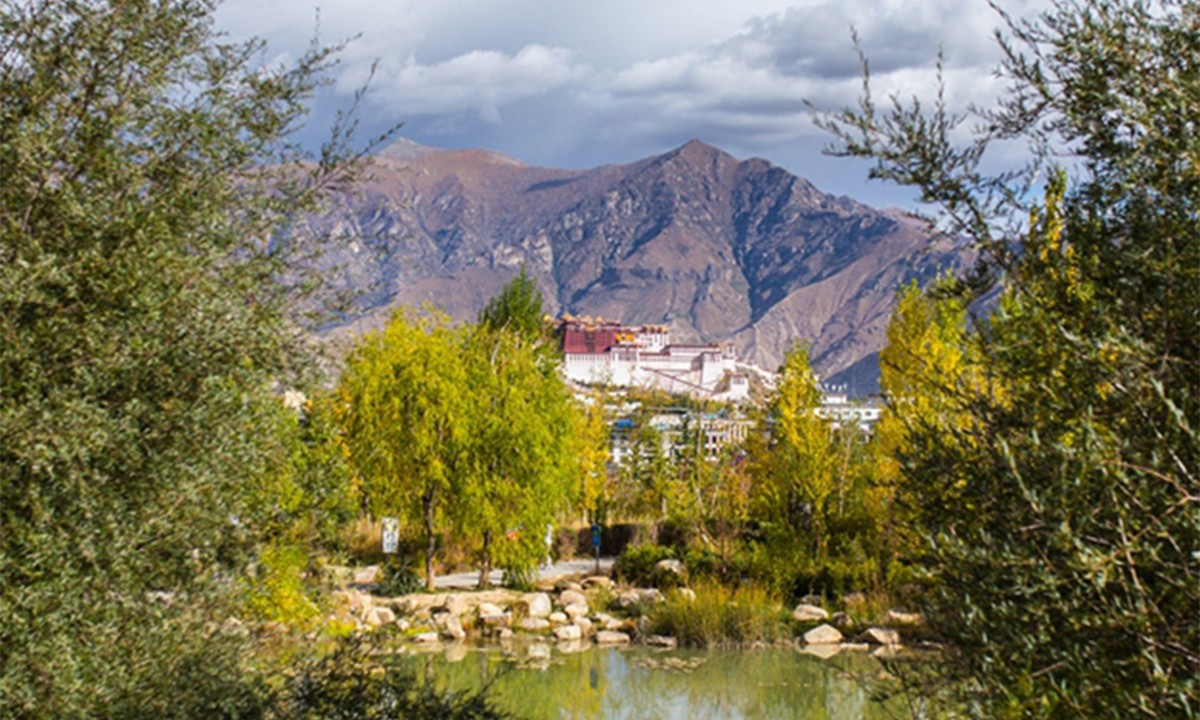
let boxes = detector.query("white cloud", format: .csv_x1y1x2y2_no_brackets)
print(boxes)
363,45,590,122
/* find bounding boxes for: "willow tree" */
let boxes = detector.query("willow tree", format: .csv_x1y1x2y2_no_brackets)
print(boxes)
822,0,1198,714
339,312,470,591
461,326,580,587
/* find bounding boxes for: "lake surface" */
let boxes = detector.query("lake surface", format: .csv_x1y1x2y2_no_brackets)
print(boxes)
400,641,897,720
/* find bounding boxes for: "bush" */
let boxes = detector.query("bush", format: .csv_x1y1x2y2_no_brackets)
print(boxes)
613,545,685,588
649,581,789,647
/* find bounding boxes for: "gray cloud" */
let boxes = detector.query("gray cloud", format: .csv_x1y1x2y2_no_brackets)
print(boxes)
215,0,1047,208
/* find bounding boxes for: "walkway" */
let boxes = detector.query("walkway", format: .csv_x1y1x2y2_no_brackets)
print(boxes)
433,557,614,589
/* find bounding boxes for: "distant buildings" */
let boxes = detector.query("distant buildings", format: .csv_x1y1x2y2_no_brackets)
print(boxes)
555,316,750,401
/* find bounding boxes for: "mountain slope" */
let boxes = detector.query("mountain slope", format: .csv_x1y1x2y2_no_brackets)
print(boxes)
316,138,970,393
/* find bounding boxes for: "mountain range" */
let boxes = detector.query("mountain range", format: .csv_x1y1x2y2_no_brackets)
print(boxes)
315,138,972,394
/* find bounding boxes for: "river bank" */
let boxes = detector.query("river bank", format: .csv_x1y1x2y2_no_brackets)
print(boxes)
321,564,931,660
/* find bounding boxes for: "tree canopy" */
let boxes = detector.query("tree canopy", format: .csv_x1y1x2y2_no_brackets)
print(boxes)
823,0,1198,715
0,0,389,716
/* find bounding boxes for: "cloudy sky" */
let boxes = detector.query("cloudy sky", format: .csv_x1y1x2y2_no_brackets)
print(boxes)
215,0,1046,208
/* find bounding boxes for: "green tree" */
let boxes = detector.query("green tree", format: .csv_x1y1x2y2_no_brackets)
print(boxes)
339,310,471,591
0,0,383,716
750,343,840,559
823,0,1198,715
478,265,553,348
460,324,580,587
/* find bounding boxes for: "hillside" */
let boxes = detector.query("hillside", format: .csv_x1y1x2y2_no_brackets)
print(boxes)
315,138,972,393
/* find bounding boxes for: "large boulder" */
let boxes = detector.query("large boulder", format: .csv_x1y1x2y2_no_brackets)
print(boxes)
437,594,471,617
548,612,568,625
792,604,829,622
442,616,467,640
364,606,395,627
884,609,923,626
564,603,589,620
554,624,582,641
559,590,587,609
573,617,593,635
520,593,553,619
477,602,505,617
519,618,551,631
857,627,901,647
803,624,844,645
595,630,631,645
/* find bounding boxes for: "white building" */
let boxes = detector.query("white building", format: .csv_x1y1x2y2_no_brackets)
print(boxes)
557,318,749,400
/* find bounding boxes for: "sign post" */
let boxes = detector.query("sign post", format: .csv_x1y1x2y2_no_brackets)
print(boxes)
381,517,399,555
590,524,601,574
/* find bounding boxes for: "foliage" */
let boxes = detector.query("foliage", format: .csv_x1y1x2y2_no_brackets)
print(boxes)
0,0,387,716
338,310,472,590
648,581,790,648
340,292,581,589
477,265,552,349
822,0,1199,716
613,544,680,588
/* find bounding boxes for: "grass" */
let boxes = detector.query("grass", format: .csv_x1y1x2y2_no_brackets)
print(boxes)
648,580,792,647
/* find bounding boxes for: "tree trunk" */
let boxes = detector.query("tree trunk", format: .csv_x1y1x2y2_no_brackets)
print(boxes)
477,530,492,589
424,485,437,592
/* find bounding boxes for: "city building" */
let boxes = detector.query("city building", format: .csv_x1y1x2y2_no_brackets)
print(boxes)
555,316,750,400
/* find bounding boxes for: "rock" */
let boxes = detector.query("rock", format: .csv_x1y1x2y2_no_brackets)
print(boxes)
412,632,440,644
527,643,551,660
655,559,684,576
479,613,510,628
645,635,677,648
839,642,871,652
885,609,923,626
395,618,411,632
477,602,504,617
584,576,613,589
843,592,867,608
559,590,587,608
520,593,553,619
858,627,901,647
519,618,550,631
792,604,829,622
604,617,625,631
638,588,664,604
497,628,514,640
573,617,593,635
831,611,853,628
595,630,631,645
565,603,589,620
442,616,467,640
799,594,823,607
615,591,641,609
443,642,468,663
634,616,652,636
554,624,582,641
438,594,470,617
674,588,697,602
803,624,844,645
365,607,396,627
548,612,568,625
353,566,379,585
555,580,584,593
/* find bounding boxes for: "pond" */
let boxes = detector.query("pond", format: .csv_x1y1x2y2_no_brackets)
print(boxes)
399,641,899,720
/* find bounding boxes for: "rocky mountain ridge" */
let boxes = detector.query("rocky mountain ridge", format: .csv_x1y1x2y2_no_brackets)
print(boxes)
316,138,972,393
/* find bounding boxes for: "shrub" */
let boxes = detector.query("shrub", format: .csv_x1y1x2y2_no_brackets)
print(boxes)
613,544,684,588
649,581,789,647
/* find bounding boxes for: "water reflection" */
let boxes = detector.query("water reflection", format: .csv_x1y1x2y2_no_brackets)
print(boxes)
405,643,890,720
